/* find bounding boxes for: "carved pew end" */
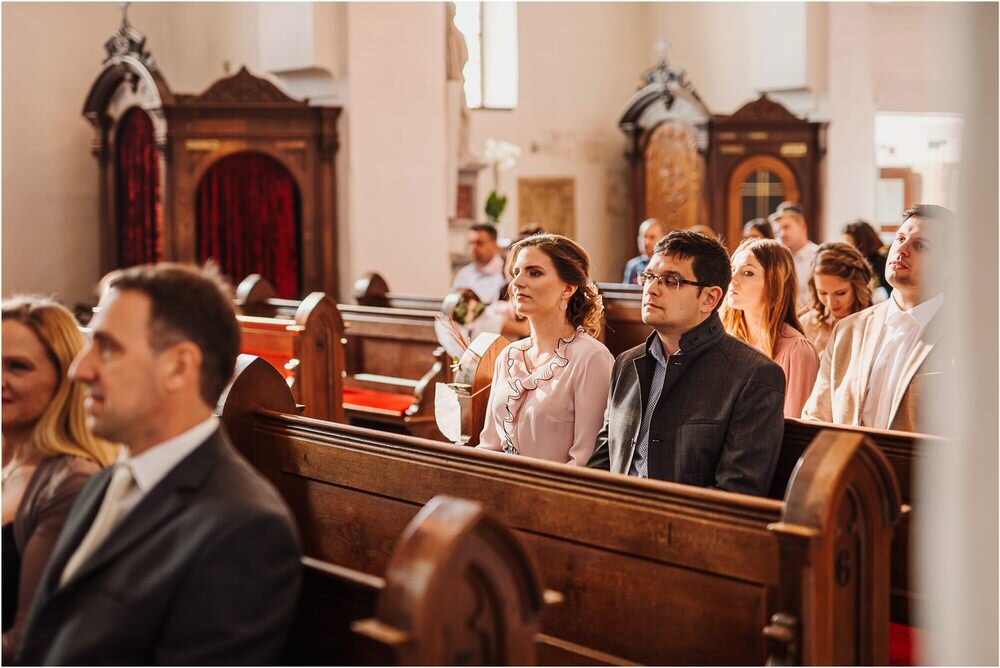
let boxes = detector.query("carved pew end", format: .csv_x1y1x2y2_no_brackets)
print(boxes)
351,495,544,665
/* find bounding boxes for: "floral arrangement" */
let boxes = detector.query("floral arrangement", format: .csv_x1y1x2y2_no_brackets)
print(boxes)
483,138,521,222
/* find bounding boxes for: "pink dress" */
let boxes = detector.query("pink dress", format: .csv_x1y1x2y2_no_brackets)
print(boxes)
477,329,614,465
773,323,820,418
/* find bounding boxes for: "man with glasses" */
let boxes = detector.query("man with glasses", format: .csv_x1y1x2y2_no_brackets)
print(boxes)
588,230,785,496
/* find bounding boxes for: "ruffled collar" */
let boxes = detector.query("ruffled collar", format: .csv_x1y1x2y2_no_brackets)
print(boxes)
500,327,584,455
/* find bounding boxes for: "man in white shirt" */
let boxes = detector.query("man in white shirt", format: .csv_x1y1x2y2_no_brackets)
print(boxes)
802,205,953,433
451,223,507,303
770,201,819,312
16,264,301,665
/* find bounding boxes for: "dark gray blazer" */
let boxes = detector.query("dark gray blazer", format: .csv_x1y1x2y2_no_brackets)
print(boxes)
587,313,786,496
15,428,302,665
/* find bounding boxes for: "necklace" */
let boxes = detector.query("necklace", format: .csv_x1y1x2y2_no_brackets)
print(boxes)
2,463,24,484
2,459,34,485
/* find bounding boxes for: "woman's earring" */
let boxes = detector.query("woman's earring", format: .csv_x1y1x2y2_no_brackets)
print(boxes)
560,298,568,311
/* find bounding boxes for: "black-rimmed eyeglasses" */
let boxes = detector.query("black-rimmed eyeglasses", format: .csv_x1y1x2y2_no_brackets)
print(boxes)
637,271,712,290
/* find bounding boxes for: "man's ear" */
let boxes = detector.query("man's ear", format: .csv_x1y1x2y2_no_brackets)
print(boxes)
702,286,724,314
161,341,203,393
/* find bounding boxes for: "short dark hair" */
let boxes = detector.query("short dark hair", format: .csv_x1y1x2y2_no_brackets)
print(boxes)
104,263,240,406
469,223,498,241
902,204,955,226
653,230,732,311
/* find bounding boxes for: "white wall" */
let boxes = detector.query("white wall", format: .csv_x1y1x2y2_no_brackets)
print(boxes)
343,2,450,296
470,2,648,282
823,3,878,235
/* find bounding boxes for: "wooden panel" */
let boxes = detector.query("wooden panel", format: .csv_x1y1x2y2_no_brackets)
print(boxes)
643,121,704,231
518,177,576,238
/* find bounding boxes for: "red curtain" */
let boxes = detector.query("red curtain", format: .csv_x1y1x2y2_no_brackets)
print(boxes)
196,152,300,298
116,108,162,266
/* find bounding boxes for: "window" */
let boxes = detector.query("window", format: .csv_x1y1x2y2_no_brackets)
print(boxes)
875,112,963,232
453,2,518,109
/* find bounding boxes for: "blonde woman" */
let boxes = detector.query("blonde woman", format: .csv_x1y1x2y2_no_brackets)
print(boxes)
800,243,875,352
2,297,117,660
723,238,820,417
478,234,614,465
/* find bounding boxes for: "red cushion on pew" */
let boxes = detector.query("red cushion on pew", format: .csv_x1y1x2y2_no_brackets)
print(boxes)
890,622,924,665
343,386,415,415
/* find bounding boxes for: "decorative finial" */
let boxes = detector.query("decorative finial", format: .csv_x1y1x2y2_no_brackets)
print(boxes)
654,37,670,64
104,3,155,70
117,2,130,27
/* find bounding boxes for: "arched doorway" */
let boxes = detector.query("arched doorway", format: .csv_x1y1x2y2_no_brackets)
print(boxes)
726,154,801,248
116,107,162,267
196,151,301,297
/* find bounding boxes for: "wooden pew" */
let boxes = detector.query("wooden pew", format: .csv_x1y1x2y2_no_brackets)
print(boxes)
220,356,548,665
221,356,903,665
235,274,451,439
778,419,937,627
595,282,648,357
287,496,546,665
353,271,445,311
235,289,345,423
434,332,510,446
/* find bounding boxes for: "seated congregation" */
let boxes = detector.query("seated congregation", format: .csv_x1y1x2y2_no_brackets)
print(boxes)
0,201,948,664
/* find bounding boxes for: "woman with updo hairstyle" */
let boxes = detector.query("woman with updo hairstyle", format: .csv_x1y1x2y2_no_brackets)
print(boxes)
477,234,613,465
722,238,820,418
800,242,874,352
2,297,118,660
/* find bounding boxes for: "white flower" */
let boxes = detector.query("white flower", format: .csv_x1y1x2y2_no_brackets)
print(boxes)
483,138,521,172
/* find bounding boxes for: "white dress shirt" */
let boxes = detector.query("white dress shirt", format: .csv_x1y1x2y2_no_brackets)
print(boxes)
792,241,819,312
116,415,220,516
862,293,944,429
450,254,507,304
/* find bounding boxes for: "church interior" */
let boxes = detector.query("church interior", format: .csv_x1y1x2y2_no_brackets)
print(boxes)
1,1,997,664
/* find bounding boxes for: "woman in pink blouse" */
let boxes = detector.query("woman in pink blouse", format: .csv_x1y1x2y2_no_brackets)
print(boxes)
477,234,614,465
722,238,819,417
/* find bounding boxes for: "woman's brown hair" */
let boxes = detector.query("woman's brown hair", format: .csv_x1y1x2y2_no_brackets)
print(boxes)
807,242,874,325
2,296,118,466
721,238,802,359
506,233,604,338
842,219,885,257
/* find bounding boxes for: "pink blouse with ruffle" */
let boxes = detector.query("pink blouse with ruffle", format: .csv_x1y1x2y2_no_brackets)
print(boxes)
477,329,614,466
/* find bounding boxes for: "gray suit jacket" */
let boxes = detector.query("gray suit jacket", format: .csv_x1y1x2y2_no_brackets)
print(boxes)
587,313,786,496
15,428,302,665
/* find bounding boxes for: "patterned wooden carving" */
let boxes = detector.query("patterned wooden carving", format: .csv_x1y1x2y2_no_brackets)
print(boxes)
518,177,575,238
720,93,804,125
195,66,304,105
643,121,703,231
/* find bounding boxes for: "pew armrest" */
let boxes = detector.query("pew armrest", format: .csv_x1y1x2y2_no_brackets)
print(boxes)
408,356,447,417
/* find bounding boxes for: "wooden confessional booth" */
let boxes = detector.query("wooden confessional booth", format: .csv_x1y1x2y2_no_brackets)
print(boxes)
82,17,341,298
620,56,827,256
